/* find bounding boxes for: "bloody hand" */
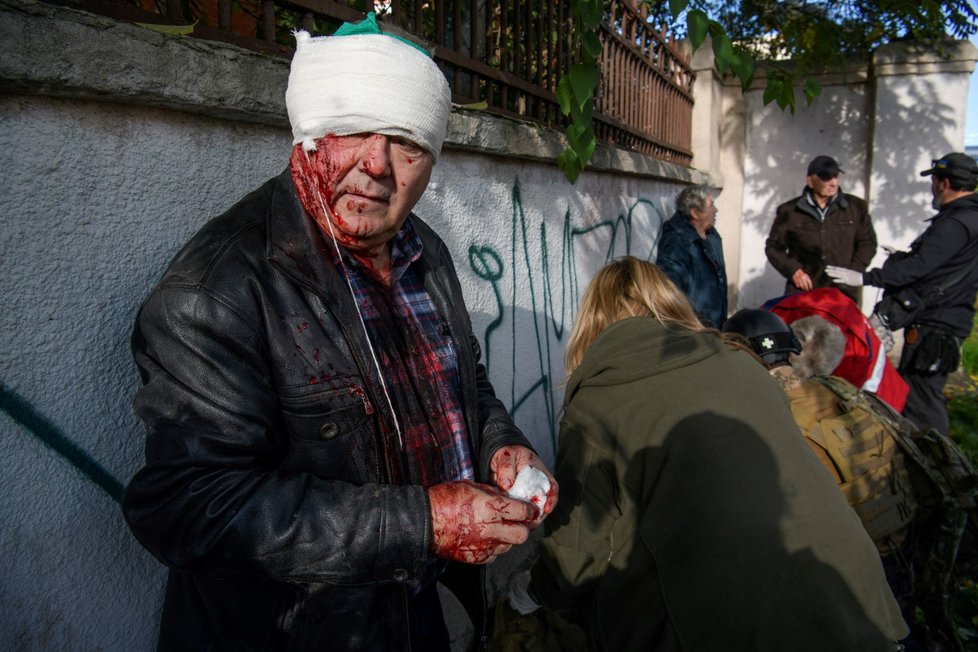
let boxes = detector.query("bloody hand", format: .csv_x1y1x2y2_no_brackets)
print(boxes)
428,480,535,564
490,445,559,528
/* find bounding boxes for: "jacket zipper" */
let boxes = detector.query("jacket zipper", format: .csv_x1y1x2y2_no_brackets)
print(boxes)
350,384,375,415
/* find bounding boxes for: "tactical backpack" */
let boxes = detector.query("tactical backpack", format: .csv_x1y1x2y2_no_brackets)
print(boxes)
804,375,978,652
791,375,918,545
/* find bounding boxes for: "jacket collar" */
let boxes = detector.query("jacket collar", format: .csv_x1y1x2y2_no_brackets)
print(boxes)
565,317,720,405
796,187,849,219
265,168,348,304
667,211,716,244
930,192,978,222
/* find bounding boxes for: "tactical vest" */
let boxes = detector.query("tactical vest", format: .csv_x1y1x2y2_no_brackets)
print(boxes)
792,375,978,652
788,375,917,546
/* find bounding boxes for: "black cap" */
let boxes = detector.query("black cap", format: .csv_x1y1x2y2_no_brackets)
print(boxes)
807,155,843,179
920,153,978,186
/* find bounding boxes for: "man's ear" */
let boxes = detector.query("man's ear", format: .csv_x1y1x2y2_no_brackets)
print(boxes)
805,175,816,189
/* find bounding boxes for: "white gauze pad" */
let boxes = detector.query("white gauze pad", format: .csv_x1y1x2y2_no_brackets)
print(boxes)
507,466,550,514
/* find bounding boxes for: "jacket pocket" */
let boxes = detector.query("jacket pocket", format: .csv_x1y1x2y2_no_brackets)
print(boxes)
278,383,381,483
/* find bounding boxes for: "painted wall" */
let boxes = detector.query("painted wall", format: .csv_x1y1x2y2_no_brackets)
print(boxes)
418,157,673,458
736,81,872,309
1,94,291,649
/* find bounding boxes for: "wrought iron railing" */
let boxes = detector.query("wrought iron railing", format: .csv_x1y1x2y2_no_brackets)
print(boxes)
59,0,694,165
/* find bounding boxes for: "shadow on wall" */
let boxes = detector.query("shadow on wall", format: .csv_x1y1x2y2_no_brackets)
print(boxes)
737,76,956,309
465,180,671,462
869,76,958,240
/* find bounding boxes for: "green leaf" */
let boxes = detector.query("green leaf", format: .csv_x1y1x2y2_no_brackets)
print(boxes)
803,79,822,105
729,50,755,90
573,127,596,164
569,93,594,124
669,0,688,19
582,31,603,60
578,0,604,28
566,123,585,148
762,77,782,106
687,10,709,51
778,83,796,113
556,76,573,116
558,148,583,184
710,26,733,74
569,63,598,111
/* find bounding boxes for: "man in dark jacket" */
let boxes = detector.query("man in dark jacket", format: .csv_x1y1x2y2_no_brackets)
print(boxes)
122,15,556,652
656,185,728,327
828,152,978,437
766,155,878,303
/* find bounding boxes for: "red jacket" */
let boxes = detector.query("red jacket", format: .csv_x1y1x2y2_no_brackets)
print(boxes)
764,288,908,412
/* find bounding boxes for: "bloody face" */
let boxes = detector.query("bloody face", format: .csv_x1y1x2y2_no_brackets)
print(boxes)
290,133,434,257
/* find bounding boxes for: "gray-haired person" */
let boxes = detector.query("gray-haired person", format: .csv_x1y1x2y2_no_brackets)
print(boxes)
656,185,728,327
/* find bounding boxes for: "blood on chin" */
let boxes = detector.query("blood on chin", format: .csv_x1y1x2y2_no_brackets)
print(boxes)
315,211,389,256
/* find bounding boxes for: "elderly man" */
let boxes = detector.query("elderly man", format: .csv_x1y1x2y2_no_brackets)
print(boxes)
766,155,877,303
828,152,978,437
122,15,556,652
656,185,727,328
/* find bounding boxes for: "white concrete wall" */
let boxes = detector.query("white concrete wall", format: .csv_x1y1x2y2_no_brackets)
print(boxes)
419,156,674,456
0,94,291,650
736,79,872,309
869,43,976,266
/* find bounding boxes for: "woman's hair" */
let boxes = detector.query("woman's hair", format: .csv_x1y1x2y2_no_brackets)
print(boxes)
564,256,707,374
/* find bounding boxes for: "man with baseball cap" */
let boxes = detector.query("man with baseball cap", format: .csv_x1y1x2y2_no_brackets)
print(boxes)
122,14,556,651
766,154,878,303
827,152,978,436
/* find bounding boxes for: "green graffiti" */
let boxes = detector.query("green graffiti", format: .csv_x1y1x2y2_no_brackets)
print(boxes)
0,382,124,502
470,180,667,455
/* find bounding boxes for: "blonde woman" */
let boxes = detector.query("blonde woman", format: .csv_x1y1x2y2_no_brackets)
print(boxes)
525,257,907,651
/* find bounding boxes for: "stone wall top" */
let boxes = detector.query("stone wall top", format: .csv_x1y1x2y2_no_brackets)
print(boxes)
873,39,978,77
0,0,707,185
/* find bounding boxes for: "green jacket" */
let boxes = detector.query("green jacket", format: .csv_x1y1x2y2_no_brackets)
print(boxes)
531,317,907,651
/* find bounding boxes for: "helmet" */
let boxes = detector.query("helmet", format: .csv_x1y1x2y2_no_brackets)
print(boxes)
722,309,801,366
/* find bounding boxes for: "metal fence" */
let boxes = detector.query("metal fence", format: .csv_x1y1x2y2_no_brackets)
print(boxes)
64,0,694,165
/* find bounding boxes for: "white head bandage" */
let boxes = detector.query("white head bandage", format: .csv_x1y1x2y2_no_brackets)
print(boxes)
286,27,451,160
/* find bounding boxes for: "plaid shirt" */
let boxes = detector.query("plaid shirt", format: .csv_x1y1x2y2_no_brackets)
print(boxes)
327,218,474,488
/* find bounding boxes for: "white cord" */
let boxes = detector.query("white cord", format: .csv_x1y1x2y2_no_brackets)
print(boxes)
312,182,403,449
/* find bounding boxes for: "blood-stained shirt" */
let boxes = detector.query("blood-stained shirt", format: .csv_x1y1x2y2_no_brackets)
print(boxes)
327,217,473,488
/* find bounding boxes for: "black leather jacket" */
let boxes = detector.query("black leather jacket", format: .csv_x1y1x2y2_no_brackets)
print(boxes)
122,170,530,651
